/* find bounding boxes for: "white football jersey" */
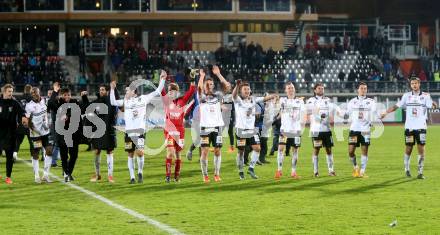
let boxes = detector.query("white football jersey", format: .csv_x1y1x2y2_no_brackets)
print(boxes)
25,98,50,137
306,96,338,133
279,97,305,133
347,96,378,132
233,96,264,130
123,95,153,132
396,91,433,130
199,92,224,128
110,79,164,133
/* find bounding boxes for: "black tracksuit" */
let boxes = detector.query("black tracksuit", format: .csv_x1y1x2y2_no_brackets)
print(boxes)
48,92,87,177
0,97,25,177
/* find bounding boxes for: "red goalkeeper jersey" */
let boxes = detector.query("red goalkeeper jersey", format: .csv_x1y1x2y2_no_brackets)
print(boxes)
162,84,196,133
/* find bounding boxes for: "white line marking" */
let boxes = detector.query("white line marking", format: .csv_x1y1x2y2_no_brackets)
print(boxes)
18,158,185,235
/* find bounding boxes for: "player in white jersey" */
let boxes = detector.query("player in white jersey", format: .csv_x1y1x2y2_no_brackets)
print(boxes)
346,82,379,178
198,66,231,183
306,83,343,177
274,82,305,180
110,71,166,184
24,87,54,183
381,77,438,179
233,80,277,180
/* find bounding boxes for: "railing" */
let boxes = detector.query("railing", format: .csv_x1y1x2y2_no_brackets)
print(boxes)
83,37,108,55
11,81,440,97
385,24,411,41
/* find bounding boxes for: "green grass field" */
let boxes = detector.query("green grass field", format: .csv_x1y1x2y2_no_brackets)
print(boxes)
1,126,440,234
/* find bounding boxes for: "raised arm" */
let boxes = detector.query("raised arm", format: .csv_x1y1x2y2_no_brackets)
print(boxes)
232,79,241,100
79,91,89,113
197,69,206,95
262,94,278,103
110,81,124,107
152,70,166,97
48,82,60,110
212,65,231,93
181,82,196,104
143,70,166,104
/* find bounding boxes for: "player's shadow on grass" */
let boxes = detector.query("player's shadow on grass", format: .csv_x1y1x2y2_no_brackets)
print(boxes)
334,177,417,194
97,176,299,194
261,176,356,194
131,176,354,193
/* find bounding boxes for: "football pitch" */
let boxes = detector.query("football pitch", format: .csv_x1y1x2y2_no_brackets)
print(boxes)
1,126,439,234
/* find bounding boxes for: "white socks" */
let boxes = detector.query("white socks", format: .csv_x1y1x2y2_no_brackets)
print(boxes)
236,152,244,173
277,151,285,171
32,155,52,179
417,155,424,174
360,155,368,174
404,154,425,174
137,156,144,175
43,155,52,177
214,154,221,176
128,157,135,179
291,151,298,173
32,158,40,178
326,154,334,172
107,154,114,176
249,151,259,169
404,154,411,171
312,155,318,174
200,158,208,176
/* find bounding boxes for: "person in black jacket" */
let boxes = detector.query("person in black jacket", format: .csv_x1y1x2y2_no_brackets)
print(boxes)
14,84,33,161
0,84,26,184
48,82,88,182
83,84,119,183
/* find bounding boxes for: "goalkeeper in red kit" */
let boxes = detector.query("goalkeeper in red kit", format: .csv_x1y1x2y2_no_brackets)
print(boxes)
162,77,196,183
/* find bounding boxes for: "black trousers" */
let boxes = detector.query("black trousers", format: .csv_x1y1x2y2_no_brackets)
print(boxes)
259,137,268,162
5,148,14,177
1,136,16,178
15,130,31,153
270,134,280,154
59,144,79,176
228,123,234,146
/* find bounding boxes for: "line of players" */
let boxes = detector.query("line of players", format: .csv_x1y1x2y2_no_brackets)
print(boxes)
191,69,437,182
0,65,436,184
